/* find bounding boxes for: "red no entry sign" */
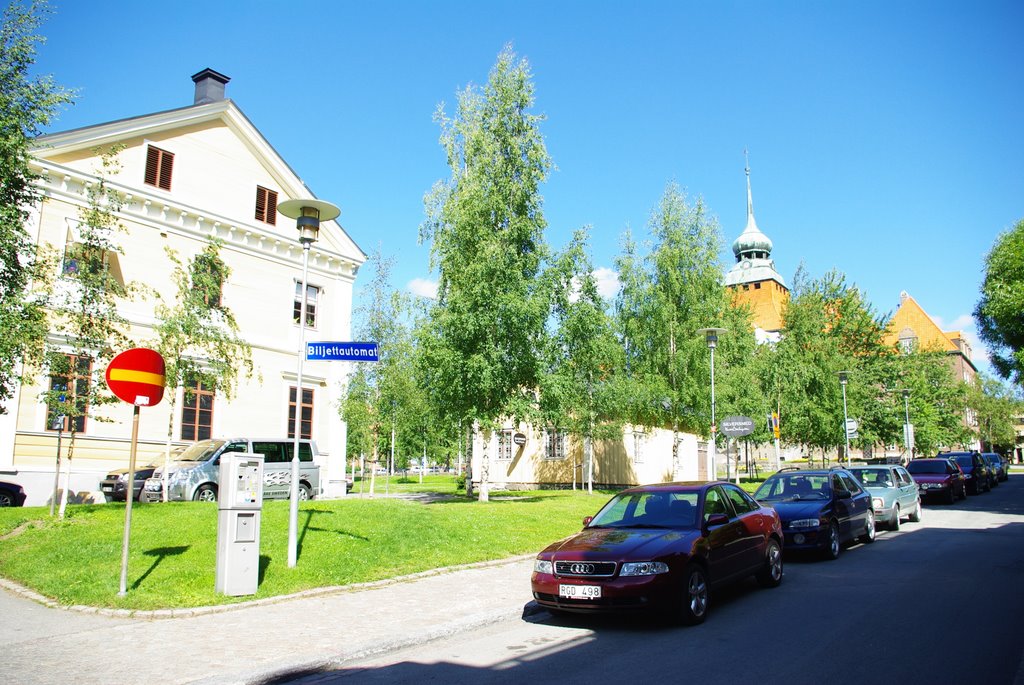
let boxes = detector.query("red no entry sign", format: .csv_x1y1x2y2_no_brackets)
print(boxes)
105,348,166,406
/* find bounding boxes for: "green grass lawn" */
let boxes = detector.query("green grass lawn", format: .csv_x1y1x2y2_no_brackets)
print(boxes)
0,487,611,611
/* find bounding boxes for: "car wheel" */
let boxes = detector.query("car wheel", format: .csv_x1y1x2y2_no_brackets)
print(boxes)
859,510,876,544
298,483,312,501
946,487,956,504
679,564,709,626
0,492,13,507
909,499,922,523
756,539,784,588
822,521,841,561
194,484,217,502
889,504,901,531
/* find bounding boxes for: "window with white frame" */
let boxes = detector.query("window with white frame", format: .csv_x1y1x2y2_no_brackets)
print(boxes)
496,430,514,460
544,428,566,460
293,282,320,328
632,429,647,464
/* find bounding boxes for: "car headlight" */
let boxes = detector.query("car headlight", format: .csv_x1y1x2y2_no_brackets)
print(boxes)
872,497,884,509
534,559,553,574
620,561,669,576
789,518,820,529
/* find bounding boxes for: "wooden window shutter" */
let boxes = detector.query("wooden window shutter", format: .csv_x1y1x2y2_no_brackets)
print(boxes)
144,146,159,186
144,145,173,190
255,186,278,225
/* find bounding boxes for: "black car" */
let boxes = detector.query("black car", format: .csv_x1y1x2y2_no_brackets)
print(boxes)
939,452,992,495
0,480,27,507
100,465,157,502
754,467,875,560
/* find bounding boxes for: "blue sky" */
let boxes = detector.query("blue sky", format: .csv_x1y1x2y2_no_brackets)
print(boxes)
32,0,1024,375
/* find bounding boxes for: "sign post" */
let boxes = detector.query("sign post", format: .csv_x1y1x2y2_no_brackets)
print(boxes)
105,348,165,597
721,416,755,484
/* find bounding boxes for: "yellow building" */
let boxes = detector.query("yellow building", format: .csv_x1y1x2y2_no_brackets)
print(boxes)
723,162,790,340
883,291,979,448
884,292,978,385
0,69,366,505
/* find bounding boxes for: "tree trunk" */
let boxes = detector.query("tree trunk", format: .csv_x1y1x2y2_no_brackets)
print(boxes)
477,421,489,502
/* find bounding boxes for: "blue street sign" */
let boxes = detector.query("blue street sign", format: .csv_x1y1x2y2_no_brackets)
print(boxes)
306,341,379,362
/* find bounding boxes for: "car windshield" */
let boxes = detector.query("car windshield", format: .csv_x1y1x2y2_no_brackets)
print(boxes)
174,439,225,462
951,456,973,469
754,474,831,501
589,491,700,529
852,468,894,488
907,461,946,474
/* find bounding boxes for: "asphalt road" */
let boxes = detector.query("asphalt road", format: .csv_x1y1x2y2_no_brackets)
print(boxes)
292,475,1024,685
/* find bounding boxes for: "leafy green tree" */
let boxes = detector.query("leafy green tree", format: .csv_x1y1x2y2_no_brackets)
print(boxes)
874,348,971,457
151,238,254,500
770,268,889,460
969,374,1021,453
975,219,1024,386
614,182,755,477
0,0,73,413
539,228,624,492
419,46,551,501
339,250,421,494
43,148,134,517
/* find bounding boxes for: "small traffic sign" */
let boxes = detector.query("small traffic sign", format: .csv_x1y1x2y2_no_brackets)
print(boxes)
105,348,166,406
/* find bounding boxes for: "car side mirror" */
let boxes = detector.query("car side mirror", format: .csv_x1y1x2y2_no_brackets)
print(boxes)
582,516,593,528
704,513,730,531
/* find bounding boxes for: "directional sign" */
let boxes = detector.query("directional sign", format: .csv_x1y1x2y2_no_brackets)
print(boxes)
306,341,379,362
720,416,755,437
105,348,165,406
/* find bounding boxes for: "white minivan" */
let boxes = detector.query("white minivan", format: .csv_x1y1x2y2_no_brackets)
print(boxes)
145,438,320,502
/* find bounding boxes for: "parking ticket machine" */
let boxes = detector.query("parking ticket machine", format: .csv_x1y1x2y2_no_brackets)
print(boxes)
215,452,264,596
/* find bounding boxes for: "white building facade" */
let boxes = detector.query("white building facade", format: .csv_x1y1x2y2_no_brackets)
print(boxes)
0,69,366,505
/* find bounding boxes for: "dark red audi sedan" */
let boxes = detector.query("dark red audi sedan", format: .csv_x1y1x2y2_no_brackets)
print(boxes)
531,481,783,625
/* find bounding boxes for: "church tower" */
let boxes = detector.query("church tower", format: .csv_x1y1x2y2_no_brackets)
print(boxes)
724,154,790,342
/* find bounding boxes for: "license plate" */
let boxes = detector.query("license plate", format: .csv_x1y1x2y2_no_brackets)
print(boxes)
559,584,601,599
101,486,113,492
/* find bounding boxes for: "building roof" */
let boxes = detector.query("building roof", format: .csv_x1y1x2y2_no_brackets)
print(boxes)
31,69,366,267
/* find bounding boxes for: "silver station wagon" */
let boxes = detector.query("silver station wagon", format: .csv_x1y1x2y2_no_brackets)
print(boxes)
848,464,922,531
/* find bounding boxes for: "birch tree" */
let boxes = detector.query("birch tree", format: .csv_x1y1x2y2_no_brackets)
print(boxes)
151,239,254,500
419,46,551,502
0,0,73,412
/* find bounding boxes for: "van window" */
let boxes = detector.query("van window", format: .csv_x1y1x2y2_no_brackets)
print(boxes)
253,441,286,463
251,441,313,463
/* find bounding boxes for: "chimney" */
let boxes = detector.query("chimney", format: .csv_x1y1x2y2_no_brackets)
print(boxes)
191,68,230,105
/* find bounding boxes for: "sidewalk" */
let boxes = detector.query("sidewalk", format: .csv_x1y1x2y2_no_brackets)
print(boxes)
2,554,537,685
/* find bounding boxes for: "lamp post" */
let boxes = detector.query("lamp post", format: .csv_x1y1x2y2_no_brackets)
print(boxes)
838,371,851,465
901,389,913,460
278,198,340,569
697,328,727,480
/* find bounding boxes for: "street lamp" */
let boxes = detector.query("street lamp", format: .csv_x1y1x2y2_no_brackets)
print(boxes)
838,370,852,465
278,198,340,569
697,328,727,480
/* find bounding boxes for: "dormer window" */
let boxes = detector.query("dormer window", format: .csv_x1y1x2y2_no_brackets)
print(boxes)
255,186,278,225
144,145,174,190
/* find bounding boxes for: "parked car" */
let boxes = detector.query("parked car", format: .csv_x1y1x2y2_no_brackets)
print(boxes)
939,452,992,495
100,465,157,502
146,438,320,502
753,467,875,560
848,464,922,530
0,480,27,507
906,458,967,503
981,453,1008,483
531,481,784,625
